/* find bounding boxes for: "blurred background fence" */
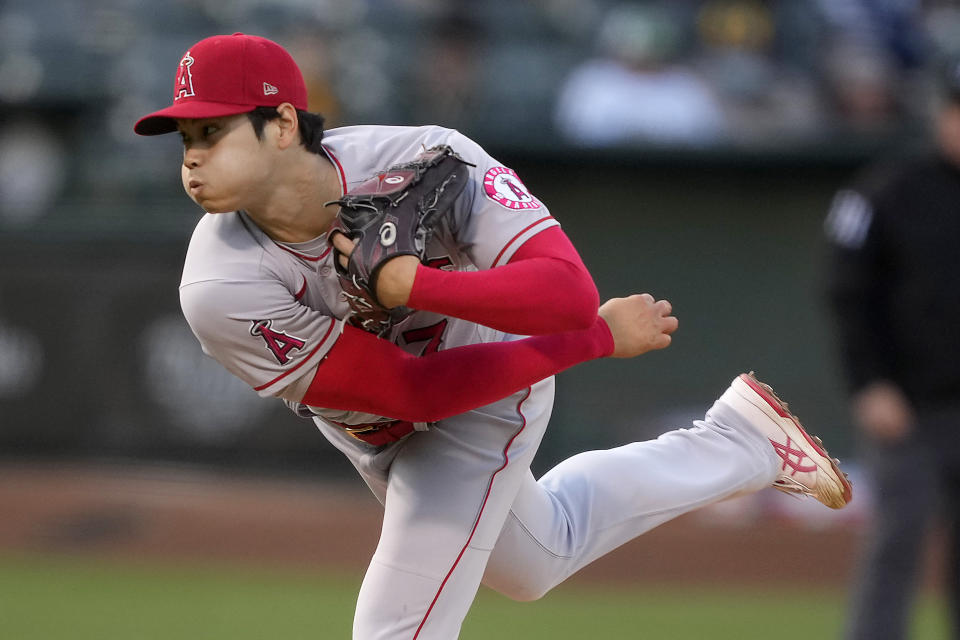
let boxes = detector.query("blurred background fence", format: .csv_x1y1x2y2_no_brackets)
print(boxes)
1,0,955,476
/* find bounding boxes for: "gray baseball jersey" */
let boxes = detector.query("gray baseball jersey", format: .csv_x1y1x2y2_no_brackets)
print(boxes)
180,124,558,428
178,124,783,639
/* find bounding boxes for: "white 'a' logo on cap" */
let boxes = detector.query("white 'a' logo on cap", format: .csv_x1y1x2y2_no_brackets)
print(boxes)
263,82,278,96
176,52,196,100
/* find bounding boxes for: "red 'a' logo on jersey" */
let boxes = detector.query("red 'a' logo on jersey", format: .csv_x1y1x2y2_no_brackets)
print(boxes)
175,51,196,100
250,320,306,365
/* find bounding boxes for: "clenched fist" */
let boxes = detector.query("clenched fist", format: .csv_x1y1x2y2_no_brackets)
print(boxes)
598,294,678,358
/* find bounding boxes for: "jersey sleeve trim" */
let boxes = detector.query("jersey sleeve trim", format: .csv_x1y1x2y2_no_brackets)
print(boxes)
274,243,331,262
490,215,558,267
253,319,341,395
293,276,308,301
322,144,349,194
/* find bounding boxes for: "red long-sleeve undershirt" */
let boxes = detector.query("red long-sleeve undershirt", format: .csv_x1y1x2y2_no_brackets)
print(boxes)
303,317,613,422
408,226,599,335
302,227,610,421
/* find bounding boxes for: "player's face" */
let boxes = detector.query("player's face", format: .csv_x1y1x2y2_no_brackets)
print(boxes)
177,115,274,213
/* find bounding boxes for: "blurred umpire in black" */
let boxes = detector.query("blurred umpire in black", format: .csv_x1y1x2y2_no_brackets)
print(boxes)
825,60,960,640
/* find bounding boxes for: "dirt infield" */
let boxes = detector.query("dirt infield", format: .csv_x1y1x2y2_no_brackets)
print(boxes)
0,460,942,589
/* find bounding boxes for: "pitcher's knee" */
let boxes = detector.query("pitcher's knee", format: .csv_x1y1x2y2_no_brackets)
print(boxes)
485,576,551,602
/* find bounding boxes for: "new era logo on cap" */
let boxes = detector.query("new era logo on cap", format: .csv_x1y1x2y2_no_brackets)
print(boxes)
134,33,309,136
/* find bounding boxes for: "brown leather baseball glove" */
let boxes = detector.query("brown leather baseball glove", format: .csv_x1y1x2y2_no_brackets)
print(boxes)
327,145,472,336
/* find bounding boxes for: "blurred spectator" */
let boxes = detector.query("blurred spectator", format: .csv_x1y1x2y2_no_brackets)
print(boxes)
0,116,66,226
409,11,483,130
554,3,727,147
925,1,960,60
693,0,825,145
821,38,903,133
286,32,342,126
824,59,960,640
815,0,928,131
814,0,925,71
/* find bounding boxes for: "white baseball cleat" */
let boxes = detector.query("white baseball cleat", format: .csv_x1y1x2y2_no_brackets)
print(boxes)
722,372,853,509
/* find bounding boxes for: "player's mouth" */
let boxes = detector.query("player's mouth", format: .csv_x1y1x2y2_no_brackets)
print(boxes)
188,179,203,192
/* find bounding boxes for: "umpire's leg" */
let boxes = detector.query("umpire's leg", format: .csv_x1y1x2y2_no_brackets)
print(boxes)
846,434,938,640
938,408,960,640
947,465,960,640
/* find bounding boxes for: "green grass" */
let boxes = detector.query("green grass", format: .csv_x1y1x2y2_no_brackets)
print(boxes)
469,585,947,640
0,554,948,639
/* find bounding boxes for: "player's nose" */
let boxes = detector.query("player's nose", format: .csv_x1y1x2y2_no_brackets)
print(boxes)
182,147,202,169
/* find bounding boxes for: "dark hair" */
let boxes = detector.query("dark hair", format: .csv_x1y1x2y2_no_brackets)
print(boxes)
247,106,326,154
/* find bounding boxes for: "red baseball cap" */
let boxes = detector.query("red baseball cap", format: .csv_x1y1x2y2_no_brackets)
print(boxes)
134,33,308,136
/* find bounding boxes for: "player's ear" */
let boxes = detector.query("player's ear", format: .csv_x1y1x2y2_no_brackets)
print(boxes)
274,102,300,150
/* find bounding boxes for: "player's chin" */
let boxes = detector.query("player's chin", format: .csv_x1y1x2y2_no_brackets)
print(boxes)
194,195,235,214
182,186,229,213
201,204,236,214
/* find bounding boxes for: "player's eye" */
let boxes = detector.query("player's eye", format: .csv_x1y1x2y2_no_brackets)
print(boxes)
202,124,219,138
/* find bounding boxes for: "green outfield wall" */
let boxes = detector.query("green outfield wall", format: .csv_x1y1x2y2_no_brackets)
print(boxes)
0,152,865,474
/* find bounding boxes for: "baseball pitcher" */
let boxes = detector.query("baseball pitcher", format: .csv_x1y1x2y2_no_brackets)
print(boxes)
135,33,851,640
